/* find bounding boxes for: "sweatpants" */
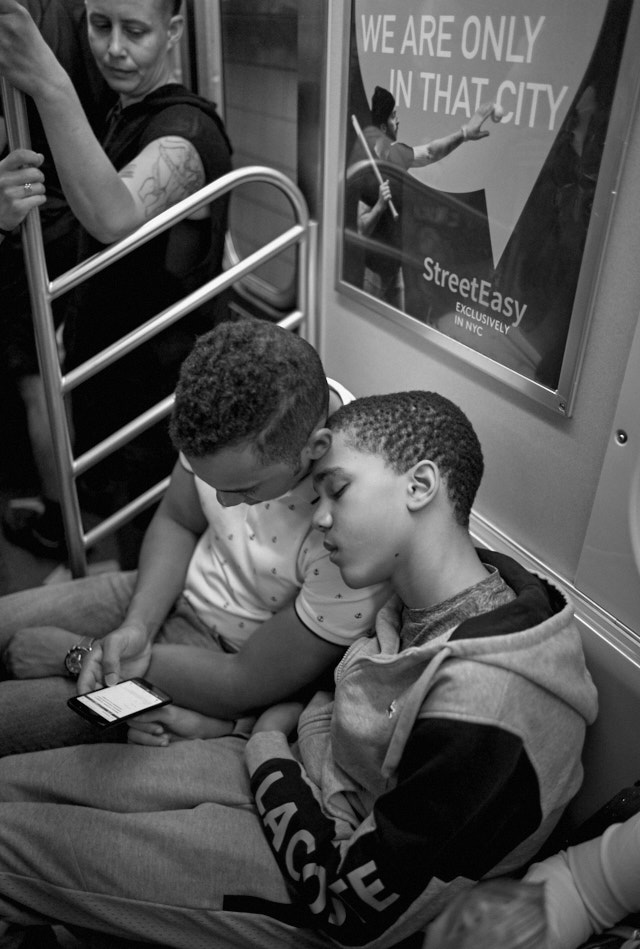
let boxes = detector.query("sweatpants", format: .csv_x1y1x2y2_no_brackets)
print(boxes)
0,737,331,949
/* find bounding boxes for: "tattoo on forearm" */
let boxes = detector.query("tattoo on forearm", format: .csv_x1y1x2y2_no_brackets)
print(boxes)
129,138,205,218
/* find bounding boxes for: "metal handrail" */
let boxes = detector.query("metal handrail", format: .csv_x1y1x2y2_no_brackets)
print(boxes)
1,80,317,577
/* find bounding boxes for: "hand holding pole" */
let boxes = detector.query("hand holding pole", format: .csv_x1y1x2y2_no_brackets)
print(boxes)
351,114,399,220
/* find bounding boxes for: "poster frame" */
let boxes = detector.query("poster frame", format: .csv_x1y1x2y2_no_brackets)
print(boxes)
334,0,640,417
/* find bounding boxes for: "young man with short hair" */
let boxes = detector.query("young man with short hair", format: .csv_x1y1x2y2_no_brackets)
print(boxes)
245,390,599,944
0,320,388,754
0,391,597,949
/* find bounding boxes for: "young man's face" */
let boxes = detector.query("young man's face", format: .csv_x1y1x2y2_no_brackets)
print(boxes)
312,431,409,589
187,442,306,507
384,109,399,141
86,0,181,104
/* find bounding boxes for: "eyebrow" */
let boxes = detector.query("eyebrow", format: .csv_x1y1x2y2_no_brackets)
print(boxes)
312,466,344,490
89,13,149,26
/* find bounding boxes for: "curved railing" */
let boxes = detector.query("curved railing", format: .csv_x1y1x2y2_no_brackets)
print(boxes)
1,80,317,576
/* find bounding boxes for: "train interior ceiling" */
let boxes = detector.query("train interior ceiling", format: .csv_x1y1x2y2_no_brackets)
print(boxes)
2,0,640,845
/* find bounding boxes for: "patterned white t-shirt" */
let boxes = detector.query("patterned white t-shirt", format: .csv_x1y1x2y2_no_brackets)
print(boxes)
181,380,389,650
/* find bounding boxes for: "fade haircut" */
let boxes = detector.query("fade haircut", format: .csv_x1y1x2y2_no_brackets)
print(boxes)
328,391,484,527
169,320,329,467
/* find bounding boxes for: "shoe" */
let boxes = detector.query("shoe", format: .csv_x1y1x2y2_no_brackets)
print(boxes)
1,497,68,561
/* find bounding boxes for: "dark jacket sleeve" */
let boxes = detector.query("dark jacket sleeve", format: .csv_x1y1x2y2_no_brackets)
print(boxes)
246,717,542,947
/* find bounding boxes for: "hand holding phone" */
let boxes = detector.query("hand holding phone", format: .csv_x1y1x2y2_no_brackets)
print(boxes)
67,677,172,729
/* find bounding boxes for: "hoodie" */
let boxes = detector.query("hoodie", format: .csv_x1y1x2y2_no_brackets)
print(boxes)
246,550,598,948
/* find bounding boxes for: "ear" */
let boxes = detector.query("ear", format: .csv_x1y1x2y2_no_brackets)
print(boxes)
302,426,332,463
167,15,184,47
406,459,439,511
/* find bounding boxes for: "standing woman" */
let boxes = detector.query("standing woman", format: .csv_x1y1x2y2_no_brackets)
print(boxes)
0,0,232,564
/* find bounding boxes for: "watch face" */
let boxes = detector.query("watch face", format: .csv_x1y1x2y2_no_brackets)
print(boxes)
65,647,87,676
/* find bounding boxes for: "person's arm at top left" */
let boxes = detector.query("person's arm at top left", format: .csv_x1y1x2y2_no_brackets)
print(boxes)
0,1,204,243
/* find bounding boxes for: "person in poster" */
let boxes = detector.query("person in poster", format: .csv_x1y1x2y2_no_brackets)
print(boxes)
352,86,500,311
342,0,633,395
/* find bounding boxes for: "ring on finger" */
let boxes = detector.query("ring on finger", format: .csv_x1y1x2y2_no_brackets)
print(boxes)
23,182,32,193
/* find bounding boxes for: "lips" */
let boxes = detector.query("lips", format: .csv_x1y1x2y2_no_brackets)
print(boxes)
105,66,134,78
323,541,339,562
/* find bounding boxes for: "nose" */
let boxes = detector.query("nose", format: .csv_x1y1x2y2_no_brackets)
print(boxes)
107,26,125,57
216,491,245,508
312,503,332,532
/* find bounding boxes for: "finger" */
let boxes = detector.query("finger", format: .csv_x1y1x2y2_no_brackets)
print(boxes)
2,175,45,199
475,104,496,133
22,193,47,208
15,183,46,201
1,149,44,170
127,727,169,747
101,639,122,686
15,170,46,189
77,649,103,693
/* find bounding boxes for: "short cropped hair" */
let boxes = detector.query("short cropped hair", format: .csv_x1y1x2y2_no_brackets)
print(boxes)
328,391,484,527
155,0,181,17
169,320,329,466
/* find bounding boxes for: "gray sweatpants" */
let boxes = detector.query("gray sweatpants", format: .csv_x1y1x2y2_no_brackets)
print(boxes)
0,737,330,948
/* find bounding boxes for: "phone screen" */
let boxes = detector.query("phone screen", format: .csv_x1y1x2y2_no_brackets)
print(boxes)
69,678,171,727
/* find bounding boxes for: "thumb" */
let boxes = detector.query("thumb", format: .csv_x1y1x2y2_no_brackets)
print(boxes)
102,639,122,686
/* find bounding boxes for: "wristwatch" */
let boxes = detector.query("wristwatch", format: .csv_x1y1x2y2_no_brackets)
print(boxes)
64,637,95,678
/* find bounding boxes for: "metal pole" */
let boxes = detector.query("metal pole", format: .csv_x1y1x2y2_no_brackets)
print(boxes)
1,79,87,574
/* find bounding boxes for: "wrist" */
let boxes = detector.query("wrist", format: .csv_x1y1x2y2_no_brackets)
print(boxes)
64,636,96,679
123,615,157,643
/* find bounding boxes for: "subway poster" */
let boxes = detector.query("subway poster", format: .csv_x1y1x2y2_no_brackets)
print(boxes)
339,0,636,413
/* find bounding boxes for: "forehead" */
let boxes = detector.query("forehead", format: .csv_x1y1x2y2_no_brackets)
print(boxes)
313,432,374,483
85,0,168,22
312,432,348,477
187,444,289,491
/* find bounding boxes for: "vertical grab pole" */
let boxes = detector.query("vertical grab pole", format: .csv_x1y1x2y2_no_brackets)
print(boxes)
1,80,87,575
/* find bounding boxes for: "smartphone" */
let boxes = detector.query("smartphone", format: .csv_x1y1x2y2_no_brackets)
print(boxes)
67,677,172,729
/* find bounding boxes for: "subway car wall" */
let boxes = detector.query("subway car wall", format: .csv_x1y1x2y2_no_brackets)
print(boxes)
318,1,640,826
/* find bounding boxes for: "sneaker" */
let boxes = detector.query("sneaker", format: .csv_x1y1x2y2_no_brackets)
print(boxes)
1,498,68,561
